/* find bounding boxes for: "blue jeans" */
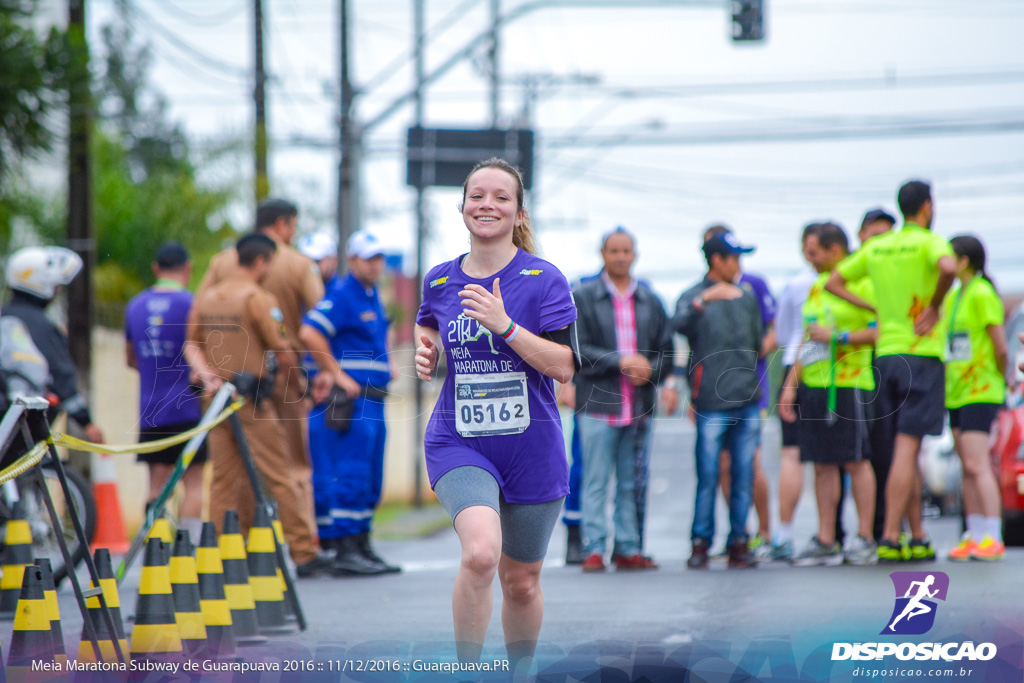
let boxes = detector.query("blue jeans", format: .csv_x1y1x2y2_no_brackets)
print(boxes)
579,415,647,556
692,404,761,546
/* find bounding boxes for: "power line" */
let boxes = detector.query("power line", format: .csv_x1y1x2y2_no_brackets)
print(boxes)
150,0,247,26
125,0,249,80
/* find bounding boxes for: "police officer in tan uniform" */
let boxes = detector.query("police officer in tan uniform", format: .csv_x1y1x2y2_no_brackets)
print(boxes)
198,199,323,551
187,233,331,576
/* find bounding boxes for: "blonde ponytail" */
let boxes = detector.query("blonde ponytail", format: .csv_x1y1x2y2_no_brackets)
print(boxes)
512,211,536,255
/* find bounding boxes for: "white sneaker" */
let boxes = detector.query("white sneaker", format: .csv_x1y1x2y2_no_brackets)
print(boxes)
843,535,878,566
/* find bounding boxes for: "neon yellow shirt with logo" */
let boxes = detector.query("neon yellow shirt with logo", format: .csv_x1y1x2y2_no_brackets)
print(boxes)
836,224,953,359
800,273,877,391
944,276,1006,408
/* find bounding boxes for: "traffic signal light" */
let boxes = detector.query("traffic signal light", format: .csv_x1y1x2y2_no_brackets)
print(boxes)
731,0,765,42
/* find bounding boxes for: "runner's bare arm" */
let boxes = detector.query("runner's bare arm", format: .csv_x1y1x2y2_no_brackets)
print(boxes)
915,254,957,336
824,271,876,313
415,324,443,381
298,323,361,399
986,323,1008,379
459,280,574,384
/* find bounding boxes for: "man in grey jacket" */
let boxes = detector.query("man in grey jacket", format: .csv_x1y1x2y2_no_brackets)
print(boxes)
673,232,763,569
574,227,676,572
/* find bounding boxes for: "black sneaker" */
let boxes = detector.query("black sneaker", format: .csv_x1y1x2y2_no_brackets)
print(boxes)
687,538,710,569
295,551,334,578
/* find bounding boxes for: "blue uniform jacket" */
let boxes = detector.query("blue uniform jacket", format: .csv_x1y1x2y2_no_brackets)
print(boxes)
303,273,390,389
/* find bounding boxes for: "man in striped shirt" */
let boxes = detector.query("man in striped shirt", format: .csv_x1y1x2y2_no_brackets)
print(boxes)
573,227,676,572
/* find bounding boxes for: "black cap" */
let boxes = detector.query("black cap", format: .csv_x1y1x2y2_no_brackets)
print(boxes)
702,232,755,259
155,241,190,269
861,208,896,229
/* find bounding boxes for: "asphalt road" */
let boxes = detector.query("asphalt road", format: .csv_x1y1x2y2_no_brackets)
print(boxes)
26,416,1024,680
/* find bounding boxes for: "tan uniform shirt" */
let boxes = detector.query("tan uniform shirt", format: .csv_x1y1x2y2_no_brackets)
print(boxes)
198,236,324,348
188,276,291,379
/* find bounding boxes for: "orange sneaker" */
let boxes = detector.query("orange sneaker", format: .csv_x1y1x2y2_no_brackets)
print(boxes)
947,534,977,562
970,534,1005,561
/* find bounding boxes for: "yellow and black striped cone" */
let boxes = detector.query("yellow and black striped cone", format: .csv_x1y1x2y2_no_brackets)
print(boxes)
247,506,293,634
169,529,207,657
77,548,129,665
129,538,183,667
5,564,58,678
34,559,67,668
0,501,35,619
196,522,236,657
219,511,266,645
146,516,174,565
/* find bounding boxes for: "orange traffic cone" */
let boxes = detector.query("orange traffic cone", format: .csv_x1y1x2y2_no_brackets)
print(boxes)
90,452,130,554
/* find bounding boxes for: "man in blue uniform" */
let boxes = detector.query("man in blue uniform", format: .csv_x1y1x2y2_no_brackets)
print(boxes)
299,231,399,576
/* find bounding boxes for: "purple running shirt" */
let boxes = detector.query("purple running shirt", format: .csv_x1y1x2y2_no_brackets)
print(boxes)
416,249,577,504
125,285,201,428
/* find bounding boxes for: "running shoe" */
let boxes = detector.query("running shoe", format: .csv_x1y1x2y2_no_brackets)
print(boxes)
767,540,794,562
898,532,912,561
877,539,904,563
970,534,1005,561
843,535,878,566
750,533,772,562
909,537,935,561
947,534,977,562
791,537,843,567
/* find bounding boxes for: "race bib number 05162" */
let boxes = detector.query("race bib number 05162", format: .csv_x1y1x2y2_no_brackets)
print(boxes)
454,372,530,437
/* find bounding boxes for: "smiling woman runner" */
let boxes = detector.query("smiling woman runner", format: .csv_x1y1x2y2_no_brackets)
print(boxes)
414,157,579,672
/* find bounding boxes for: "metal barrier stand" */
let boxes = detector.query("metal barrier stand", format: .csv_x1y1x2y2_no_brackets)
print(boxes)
227,411,308,631
5,397,126,665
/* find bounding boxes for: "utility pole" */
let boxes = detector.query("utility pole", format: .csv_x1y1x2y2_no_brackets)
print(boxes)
337,0,360,272
489,0,500,126
412,0,426,506
254,0,269,200
66,0,93,395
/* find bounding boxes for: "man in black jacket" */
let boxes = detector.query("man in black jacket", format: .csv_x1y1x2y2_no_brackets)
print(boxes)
673,232,763,569
574,227,676,572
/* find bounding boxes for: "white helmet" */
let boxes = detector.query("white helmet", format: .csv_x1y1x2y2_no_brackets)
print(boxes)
297,232,338,262
5,247,84,299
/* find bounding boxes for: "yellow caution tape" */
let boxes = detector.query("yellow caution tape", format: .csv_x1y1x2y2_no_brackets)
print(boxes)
0,440,49,486
48,399,245,456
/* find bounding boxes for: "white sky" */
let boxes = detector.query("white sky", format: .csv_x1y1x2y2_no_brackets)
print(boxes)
49,0,1024,301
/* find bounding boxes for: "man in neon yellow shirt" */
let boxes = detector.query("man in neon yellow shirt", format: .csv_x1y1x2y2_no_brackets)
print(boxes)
826,180,956,562
779,223,878,566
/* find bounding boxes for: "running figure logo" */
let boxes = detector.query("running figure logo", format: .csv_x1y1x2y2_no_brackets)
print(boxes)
882,572,949,635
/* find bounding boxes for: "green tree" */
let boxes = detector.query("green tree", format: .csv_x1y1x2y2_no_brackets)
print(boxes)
0,0,65,252
87,18,237,321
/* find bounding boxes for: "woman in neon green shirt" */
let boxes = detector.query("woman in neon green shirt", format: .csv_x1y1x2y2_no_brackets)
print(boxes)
945,235,1008,561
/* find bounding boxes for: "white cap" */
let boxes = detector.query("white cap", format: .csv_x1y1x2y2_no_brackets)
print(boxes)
5,247,84,299
297,232,338,261
346,231,384,260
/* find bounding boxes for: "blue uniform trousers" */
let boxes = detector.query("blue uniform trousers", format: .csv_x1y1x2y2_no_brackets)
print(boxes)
308,396,387,539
